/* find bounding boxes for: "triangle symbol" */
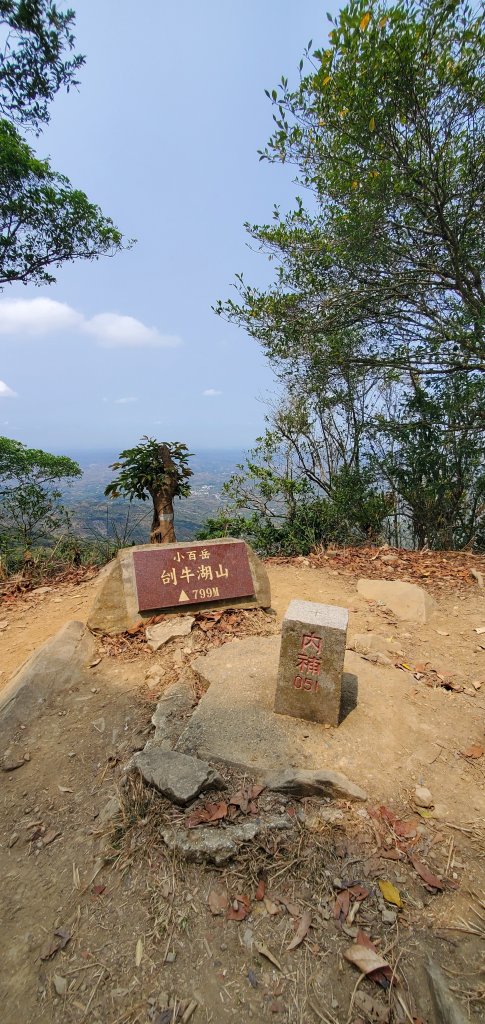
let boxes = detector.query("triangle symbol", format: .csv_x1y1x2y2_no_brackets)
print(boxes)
178,589,190,603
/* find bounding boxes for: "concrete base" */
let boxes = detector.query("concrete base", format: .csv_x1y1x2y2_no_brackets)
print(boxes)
175,637,357,772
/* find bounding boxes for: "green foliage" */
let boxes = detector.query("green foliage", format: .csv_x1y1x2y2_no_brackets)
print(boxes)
217,0,485,378
105,437,193,503
0,435,81,486
0,435,81,550
374,374,485,548
0,1,85,130
197,438,389,556
0,3,128,287
0,119,125,286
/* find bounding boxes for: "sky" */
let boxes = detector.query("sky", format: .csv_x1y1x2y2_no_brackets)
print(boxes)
0,0,338,454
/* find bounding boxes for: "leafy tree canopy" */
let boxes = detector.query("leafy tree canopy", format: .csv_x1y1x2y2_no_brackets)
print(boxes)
0,2,129,287
217,0,485,378
0,434,81,486
105,438,193,503
0,0,84,131
0,119,123,285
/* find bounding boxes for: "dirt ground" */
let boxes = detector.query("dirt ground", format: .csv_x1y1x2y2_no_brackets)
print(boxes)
1,554,484,1024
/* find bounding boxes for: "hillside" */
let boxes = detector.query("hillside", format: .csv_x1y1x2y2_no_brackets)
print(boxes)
1,549,484,1023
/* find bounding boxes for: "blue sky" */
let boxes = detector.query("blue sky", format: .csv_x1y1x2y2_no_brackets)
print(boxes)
0,1,337,453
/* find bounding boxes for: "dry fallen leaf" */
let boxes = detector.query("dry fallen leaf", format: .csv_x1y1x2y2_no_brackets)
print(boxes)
185,801,228,827
227,894,251,921
409,855,444,890
42,829,61,847
254,878,266,901
264,897,280,916
461,744,484,759
378,880,402,908
254,940,283,972
344,943,390,976
354,990,389,1023
287,909,311,950
40,926,71,961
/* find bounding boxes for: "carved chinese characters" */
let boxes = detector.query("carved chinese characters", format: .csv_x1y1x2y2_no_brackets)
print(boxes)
133,540,255,611
274,599,348,726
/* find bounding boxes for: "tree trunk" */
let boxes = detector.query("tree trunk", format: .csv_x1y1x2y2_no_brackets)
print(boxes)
149,444,178,544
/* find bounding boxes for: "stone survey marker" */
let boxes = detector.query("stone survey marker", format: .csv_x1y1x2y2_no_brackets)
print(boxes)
274,599,348,727
133,541,254,611
87,539,271,634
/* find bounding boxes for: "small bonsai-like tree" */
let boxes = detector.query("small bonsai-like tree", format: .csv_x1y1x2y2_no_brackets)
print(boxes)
105,437,193,544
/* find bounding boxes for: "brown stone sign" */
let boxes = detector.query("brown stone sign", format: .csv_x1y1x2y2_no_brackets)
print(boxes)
87,539,271,635
133,541,255,611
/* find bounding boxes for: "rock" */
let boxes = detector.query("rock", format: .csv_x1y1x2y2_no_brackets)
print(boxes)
300,807,345,829
381,553,399,564
425,957,467,1024
161,820,259,865
131,748,224,805
348,633,403,661
145,616,194,652
263,767,367,801
414,785,433,808
382,908,397,925
147,677,196,750
470,568,484,589
357,579,437,624
97,795,122,826
0,621,95,746
2,748,26,771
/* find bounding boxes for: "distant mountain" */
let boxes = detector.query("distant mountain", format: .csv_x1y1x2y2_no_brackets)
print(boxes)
61,449,243,543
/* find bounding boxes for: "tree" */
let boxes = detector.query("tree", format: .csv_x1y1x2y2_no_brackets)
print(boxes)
0,2,128,287
0,435,81,549
0,1,85,131
217,0,485,379
105,437,193,544
373,374,485,548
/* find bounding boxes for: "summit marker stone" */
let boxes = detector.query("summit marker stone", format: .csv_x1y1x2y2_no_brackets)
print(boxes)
274,600,348,727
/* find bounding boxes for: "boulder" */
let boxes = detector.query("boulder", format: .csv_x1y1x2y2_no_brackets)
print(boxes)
131,748,224,805
357,579,437,624
146,615,194,652
0,621,95,740
263,767,367,801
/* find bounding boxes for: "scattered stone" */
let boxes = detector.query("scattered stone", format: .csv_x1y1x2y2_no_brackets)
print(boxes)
300,807,345,829
161,820,260,864
92,718,105,734
357,579,437,624
2,747,27,771
263,767,367,802
470,568,484,589
382,908,397,925
164,951,176,964
145,677,196,752
414,785,434,808
274,600,348,727
97,795,122,826
131,748,224,805
0,620,8,631
8,832,19,848
348,633,403,664
145,615,195,652
381,553,399,564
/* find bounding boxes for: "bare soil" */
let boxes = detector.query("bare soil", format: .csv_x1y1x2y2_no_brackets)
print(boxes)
1,553,484,1024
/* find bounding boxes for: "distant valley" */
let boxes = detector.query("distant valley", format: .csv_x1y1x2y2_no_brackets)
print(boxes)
61,449,243,545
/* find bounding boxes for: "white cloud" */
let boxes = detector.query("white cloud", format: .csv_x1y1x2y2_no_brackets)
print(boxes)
0,297,181,348
0,297,82,335
114,396,138,404
83,313,180,348
202,388,222,397
0,380,17,397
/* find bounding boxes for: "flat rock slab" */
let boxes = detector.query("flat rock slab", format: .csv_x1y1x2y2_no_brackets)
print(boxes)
263,767,367,801
146,615,194,652
357,578,437,624
131,748,224,805
161,815,296,865
175,637,358,773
